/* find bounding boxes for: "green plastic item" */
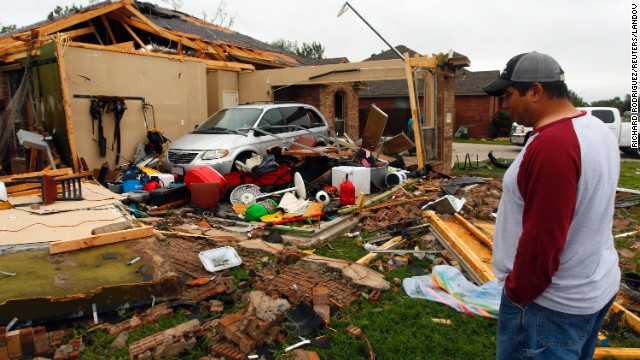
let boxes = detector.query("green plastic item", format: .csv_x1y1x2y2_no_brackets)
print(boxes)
244,199,278,221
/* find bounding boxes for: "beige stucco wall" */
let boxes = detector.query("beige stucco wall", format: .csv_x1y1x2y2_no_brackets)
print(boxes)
206,70,239,115
64,46,207,169
238,59,407,104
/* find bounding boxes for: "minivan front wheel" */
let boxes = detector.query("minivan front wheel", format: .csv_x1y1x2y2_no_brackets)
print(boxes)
232,152,257,173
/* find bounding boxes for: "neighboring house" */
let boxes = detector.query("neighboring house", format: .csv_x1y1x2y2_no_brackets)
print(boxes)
454,69,501,139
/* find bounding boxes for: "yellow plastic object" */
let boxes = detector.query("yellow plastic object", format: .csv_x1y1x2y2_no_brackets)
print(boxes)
139,166,162,175
260,210,284,223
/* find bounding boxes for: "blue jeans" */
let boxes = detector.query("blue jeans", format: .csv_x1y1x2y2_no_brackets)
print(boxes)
496,289,616,359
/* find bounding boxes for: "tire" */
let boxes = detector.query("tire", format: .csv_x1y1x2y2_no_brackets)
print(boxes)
232,151,256,173
628,147,640,158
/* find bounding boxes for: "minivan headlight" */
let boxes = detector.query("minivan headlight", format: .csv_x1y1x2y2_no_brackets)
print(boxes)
202,149,229,160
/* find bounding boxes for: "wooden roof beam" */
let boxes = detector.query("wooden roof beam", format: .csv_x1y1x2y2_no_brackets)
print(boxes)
61,26,95,39
33,0,133,39
121,15,205,52
67,41,254,72
122,4,164,35
100,15,117,45
120,22,146,49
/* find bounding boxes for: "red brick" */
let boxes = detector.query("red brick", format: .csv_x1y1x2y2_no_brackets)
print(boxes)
5,330,20,360
210,343,245,360
19,328,35,358
346,325,363,339
245,316,272,340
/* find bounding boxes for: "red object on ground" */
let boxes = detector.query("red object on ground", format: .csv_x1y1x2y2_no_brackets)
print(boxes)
340,174,355,206
143,178,162,192
184,166,227,198
190,182,221,209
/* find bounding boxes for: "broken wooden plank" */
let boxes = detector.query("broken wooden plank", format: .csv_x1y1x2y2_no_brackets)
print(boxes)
425,210,495,283
610,302,640,334
0,168,73,182
49,226,154,254
32,0,132,38
593,347,640,359
100,15,117,44
453,213,493,250
55,38,81,172
356,236,403,266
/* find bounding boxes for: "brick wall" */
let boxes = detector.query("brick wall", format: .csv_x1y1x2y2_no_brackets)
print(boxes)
437,71,455,172
455,95,500,139
274,82,360,138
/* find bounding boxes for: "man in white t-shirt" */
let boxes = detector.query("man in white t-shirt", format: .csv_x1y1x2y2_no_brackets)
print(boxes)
483,52,620,360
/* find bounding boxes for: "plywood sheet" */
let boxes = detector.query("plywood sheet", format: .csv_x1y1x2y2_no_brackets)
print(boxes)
9,182,125,214
0,205,130,246
361,104,388,151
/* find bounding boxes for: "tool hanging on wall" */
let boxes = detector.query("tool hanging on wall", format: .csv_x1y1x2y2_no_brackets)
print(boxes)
107,98,127,165
142,100,169,156
89,98,107,157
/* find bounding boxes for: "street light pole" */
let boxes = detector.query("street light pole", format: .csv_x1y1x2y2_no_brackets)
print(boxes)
337,2,405,61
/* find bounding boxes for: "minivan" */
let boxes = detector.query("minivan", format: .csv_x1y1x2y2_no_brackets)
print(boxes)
163,103,330,175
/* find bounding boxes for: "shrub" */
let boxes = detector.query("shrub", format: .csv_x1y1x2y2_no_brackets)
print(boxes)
490,111,514,138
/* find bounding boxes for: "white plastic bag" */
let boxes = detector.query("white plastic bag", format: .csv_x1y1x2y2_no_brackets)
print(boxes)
0,181,7,202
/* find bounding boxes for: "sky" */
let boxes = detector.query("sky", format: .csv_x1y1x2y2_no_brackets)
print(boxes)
2,0,632,103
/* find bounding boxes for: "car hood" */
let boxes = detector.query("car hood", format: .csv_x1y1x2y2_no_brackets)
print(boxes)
169,133,246,151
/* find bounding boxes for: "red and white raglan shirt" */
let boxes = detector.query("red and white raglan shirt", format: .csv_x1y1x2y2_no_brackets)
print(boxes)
493,111,620,314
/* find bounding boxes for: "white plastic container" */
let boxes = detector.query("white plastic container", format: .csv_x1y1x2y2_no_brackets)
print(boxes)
198,246,242,272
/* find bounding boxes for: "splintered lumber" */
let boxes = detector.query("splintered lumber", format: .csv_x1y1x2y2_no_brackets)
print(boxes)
356,236,404,266
49,226,154,254
453,213,493,250
338,178,419,215
610,302,640,334
593,347,640,359
425,210,495,283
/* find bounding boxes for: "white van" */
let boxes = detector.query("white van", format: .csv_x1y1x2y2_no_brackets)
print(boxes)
163,103,330,175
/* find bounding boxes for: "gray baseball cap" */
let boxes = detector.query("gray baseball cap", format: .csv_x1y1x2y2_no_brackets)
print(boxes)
483,52,565,96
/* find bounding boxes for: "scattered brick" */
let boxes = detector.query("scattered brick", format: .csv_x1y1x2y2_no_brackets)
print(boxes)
5,330,20,360
346,325,363,339
369,289,381,303
19,328,35,358
128,319,200,360
0,327,8,360
33,327,49,355
208,300,224,314
210,342,245,360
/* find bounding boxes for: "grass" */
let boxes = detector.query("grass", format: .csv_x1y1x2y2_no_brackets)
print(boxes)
453,138,511,145
620,161,640,190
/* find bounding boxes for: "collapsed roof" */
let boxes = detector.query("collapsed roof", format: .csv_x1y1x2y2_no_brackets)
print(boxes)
0,0,305,71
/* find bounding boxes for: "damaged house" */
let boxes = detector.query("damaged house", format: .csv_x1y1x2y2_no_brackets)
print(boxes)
0,0,466,175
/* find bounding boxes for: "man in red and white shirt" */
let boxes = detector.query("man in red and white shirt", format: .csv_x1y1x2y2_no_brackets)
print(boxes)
484,52,620,360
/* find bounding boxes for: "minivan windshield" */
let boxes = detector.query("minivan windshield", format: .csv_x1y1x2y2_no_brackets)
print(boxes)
193,108,262,134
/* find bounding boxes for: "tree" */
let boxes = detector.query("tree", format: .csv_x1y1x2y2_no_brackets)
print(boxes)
270,39,299,54
568,89,588,107
298,41,324,60
590,95,630,113
47,4,81,19
270,39,325,60
160,0,183,11
0,24,17,34
202,0,236,28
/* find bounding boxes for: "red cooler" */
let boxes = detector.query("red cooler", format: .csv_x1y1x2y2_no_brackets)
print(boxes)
184,166,227,199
